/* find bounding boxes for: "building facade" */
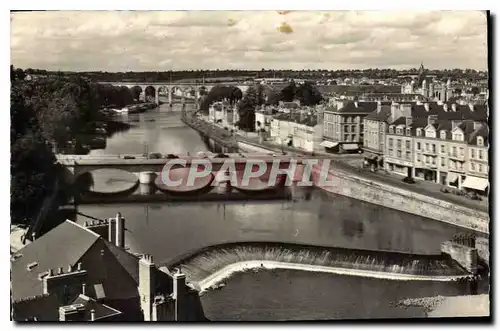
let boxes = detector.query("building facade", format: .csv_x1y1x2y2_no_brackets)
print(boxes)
322,101,377,153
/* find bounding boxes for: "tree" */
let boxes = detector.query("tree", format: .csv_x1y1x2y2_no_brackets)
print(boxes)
471,86,480,95
295,82,323,106
130,86,142,101
236,86,259,132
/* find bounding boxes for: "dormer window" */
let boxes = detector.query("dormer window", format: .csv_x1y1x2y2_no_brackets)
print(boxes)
416,128,422,137
406,128,411,136
389,125,394,134
425,129,436,138
440,130,447,140
396,128,402,135
477,137,484,146
453,133,463,141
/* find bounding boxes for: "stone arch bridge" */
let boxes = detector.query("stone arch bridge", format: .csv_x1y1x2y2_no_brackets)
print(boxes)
98,81,252,105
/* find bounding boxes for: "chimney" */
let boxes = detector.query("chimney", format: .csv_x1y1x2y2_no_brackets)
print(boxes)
473,121,482,130
452,103,457,112
377,101,381,113
115,213,125,249
32,232,36,241
424,103,430,112
354,101,359,108
82,283,86,296
428,115,438,126
173,269,187,321
443,104,448,112
58,267,63,274
139,254,155,321
468,103,475,112
77,263,82,271
405,116,413,127
90,309,96,321
416,100,423,105
108,218,116,245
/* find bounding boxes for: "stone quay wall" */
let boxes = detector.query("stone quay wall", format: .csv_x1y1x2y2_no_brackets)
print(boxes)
312,165,489,234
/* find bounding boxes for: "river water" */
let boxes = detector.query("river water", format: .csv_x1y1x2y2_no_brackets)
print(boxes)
77,102,485,320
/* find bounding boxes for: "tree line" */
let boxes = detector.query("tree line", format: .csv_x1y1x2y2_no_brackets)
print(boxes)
23,67,488,83
10,66,133,225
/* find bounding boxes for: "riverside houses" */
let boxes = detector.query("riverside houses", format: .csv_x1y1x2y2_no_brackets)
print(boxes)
322,101,377,153
269,113,322,153
383,101,488,194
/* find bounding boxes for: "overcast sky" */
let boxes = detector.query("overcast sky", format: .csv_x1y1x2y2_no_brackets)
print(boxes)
10,11,488,71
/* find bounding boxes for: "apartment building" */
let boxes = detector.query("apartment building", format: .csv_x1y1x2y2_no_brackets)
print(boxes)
322,101,377,153
384,116,421,177
463,123,489,194
270,113,322,152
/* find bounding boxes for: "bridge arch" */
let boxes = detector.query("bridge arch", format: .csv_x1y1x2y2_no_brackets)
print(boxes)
130,86,143,102
144,86,157,103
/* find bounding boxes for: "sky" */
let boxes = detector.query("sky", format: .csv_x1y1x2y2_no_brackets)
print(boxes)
10,11,488,72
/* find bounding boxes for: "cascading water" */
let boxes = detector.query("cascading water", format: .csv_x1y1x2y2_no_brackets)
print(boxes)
166,242,470,290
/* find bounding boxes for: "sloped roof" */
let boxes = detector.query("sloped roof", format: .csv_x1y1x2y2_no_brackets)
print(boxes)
468,124,489,147
330,101,378,114
364,106,391,121
69,294,122,321
11,220,100,301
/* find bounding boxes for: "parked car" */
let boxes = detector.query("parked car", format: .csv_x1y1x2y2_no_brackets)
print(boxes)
165,154,179,159
148,153,163,159
402,177,416,184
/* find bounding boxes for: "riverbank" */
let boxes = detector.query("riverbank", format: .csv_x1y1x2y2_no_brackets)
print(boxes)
399,294,489,318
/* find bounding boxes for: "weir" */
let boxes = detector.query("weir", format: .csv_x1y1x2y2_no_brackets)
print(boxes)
166,242,471,287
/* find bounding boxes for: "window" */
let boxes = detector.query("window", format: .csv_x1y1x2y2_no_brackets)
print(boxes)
396,128,402,135
389,125,394,134
351,134,356,142
453,133,463,141
406,128,411,136
471,149,475,159
432,157,436,165
426,129,436,138
477,137,484,146
425,143,429,152
406,151,411,160
417,142,421,150
440,131,447,140
417,153,421,162
345,125,350,133
352,125,356,132
432,144,436,153
452,146,457,156
405,140,411,149
471,162,475,171
344,134,349,141
417,128,422,136
389,138,393,148
479,150,483,160
440,145,445,154
397,150,402,158
441,157,445,166
478,164,482,173
459,147,464,157
397,139,402,149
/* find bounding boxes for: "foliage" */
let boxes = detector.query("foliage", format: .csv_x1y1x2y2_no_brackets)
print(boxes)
236,85,262,132
199,85,243,113
10,66,137,225
269,81,323,106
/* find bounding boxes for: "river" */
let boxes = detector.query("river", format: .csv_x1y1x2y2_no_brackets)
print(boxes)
77,102,485,320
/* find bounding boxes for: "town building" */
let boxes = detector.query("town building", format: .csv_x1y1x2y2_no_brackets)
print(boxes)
11,217,205,322
269,112,322,153
322,100,377,153
463,124,489,195
381,101,489,195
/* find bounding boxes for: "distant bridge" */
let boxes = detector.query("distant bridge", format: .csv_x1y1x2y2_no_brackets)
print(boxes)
97,81,253,105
